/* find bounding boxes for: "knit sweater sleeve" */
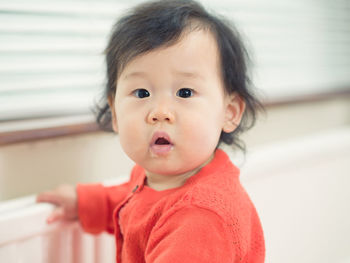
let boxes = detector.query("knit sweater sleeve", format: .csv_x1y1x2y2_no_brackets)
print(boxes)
76,182,130,234
145,206,235,263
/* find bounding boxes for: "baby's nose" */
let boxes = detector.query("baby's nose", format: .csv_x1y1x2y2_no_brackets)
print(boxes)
147,104,175,124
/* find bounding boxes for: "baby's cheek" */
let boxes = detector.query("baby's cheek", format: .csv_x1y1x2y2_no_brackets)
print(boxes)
184,118,219,148
118,118,144,153
178,120,218,171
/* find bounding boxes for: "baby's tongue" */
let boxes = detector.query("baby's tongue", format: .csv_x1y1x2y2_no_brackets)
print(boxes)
156,138,169,145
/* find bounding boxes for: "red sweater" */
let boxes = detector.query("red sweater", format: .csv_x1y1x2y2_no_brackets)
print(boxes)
77,149,265,262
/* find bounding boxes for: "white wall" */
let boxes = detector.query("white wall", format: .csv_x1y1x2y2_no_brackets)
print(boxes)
240,127,350,263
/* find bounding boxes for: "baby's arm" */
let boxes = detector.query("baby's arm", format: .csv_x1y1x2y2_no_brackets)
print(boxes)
37,182,131,234
36,184,78,224
37,166,137,232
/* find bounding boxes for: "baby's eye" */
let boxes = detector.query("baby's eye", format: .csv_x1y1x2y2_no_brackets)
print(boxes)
176,88,194,98
133,89,150,98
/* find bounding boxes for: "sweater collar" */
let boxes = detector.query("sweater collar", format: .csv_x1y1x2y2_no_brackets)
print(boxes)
133,148,239,192
183,148,239,186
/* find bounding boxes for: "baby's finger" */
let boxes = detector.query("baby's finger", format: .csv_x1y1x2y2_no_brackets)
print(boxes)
36,191,61,205
47,207,64,224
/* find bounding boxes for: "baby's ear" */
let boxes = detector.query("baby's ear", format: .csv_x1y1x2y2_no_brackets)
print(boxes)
222,93,245,133
107,96,118,133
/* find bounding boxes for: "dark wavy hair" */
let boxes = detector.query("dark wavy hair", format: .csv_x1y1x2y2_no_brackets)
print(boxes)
95,0,263,152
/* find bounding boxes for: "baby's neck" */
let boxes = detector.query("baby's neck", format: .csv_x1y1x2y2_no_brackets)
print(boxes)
145,170,196,191
145,154,214,191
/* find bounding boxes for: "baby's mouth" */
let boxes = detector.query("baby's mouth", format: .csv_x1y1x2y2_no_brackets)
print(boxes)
150,132,174,155
150,131,173,146
155,137,170,145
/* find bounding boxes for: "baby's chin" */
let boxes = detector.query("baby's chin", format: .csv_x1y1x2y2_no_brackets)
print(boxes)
143,158,210,178
127,147,215,176
145,166,194,177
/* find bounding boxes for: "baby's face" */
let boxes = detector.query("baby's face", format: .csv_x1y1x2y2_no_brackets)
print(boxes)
111,30,241,176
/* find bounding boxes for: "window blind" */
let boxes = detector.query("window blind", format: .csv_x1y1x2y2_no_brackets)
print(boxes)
0,0,349,121
0,0,128,121
210,0,350,99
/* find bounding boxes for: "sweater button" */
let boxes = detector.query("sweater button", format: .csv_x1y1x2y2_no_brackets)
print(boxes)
132,185,139,193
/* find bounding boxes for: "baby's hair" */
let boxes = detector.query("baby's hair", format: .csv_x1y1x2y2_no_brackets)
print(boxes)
95,0,263,152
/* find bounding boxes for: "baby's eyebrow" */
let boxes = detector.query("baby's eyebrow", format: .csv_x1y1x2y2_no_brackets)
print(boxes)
122,70,204,81
122,71,148,81
172,70,204,80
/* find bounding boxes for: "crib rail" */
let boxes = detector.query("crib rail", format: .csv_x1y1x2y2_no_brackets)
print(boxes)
0,196,115,263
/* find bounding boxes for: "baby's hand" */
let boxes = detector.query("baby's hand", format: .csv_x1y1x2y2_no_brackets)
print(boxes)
36,184,78,224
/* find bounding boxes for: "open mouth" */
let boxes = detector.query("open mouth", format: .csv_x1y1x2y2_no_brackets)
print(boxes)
155,137,170,145
151,131,173,146
150,131,173,155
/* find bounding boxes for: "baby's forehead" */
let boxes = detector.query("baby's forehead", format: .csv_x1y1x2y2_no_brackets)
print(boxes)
119,29,221,79
123,30,220,71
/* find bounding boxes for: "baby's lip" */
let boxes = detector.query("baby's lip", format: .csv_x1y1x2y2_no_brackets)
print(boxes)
150,131,173,146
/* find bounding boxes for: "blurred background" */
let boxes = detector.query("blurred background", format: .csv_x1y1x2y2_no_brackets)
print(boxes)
0,0,349,121
0,0,349,262
0,0,349,198
1,0,349,196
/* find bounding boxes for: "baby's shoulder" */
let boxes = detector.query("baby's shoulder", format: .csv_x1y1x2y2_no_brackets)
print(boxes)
175,175,251,223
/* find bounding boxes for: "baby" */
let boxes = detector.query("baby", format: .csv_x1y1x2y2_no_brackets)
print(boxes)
37,0,265,262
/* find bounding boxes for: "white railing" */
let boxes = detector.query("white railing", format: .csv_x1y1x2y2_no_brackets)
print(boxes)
0,196,115,263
